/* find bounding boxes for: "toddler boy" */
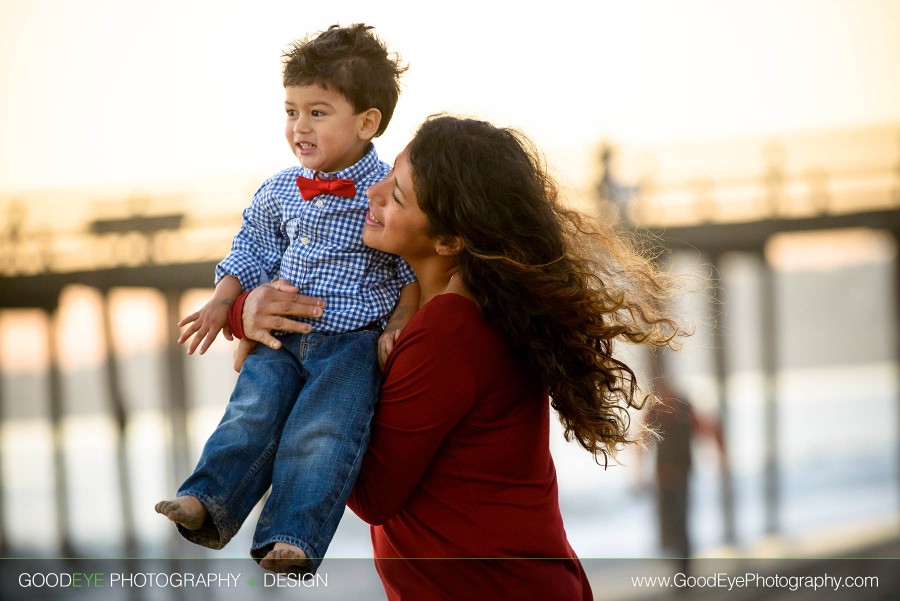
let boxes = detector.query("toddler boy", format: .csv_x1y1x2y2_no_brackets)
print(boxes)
155,24,416,576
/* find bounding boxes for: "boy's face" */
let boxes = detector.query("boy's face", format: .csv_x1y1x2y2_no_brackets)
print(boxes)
284,84,370,174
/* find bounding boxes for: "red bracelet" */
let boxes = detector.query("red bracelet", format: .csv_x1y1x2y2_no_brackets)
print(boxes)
228,291,251,340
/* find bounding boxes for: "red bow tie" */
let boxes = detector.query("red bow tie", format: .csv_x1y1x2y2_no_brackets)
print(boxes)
295,176,356,200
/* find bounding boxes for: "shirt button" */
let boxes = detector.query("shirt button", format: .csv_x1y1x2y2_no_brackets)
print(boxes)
301,237,310,245
315,200,325,208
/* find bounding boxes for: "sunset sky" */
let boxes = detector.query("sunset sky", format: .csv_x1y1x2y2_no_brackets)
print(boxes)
2,0,899,195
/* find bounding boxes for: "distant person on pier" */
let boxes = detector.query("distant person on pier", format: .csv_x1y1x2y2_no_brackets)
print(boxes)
644,374,723,576
155,24,418,576
596,142,639,223
236,116,690,600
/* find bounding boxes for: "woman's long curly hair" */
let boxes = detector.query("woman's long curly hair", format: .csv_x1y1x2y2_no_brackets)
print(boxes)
408,115,688,464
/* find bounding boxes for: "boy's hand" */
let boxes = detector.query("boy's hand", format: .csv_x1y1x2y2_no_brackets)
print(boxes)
377,281,419,370
178,297,234,355
377,327,402,371
233,339,258,372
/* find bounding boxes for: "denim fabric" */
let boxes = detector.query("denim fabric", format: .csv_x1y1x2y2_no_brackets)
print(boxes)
176,328,381,572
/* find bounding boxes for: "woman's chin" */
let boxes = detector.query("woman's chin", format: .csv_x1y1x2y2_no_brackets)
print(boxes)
361,228,384,251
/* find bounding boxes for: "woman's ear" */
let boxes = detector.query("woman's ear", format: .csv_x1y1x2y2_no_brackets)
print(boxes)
358,108,382,141
435,235,464,256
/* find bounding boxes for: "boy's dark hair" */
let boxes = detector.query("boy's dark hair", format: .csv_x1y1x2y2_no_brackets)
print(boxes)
283,24,406,137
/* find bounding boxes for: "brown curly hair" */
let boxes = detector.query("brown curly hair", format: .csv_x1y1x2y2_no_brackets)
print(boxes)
408,115,688,464
282,24,406,137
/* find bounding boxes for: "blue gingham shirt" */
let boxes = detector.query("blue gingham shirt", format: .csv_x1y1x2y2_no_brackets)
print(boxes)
216,145,416,333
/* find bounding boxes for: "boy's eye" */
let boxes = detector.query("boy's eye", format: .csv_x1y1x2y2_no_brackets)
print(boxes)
286,109,298,117
311,110,325,117
391,189,403,206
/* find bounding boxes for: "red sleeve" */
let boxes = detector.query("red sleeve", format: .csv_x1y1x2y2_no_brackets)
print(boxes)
348,297,479,525
227,291,250,339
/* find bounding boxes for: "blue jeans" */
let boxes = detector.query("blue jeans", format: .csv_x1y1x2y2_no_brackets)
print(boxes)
175,328,381,573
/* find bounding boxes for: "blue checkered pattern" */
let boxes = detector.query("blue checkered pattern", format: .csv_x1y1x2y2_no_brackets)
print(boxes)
215,145,416,333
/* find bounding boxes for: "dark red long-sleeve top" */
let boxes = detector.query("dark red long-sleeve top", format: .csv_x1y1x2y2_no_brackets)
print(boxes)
347,294,592,601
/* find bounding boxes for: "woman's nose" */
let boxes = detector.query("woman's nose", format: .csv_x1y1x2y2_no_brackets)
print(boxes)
366,179,387,204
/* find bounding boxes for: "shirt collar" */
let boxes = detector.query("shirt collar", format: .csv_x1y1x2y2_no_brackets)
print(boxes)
299,143,380,182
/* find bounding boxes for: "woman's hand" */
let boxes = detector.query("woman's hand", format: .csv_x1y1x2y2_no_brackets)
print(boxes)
233,280,325,371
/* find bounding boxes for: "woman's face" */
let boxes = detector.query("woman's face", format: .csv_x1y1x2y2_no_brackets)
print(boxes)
363,146,435,260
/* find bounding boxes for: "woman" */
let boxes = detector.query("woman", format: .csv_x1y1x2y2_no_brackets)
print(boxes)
238,116,685,599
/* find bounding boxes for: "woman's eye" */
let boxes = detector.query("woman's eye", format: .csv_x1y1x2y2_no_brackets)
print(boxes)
286,109,297,117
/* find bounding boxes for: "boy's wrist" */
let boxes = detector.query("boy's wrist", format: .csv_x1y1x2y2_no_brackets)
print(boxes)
211,275,243,304
386,303,413,329
383,322,404,334
211,292,239,304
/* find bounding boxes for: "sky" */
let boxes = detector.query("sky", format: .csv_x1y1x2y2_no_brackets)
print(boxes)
1,0,899,196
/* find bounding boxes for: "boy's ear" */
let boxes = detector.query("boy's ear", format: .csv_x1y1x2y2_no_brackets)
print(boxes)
435,235,464,256
358,108,382,140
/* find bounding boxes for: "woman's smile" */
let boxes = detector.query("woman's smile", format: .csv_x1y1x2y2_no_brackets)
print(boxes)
365,209,384,226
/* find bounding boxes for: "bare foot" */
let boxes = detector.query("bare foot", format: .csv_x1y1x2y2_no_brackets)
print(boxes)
154,496,207,530
259,543,308,575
